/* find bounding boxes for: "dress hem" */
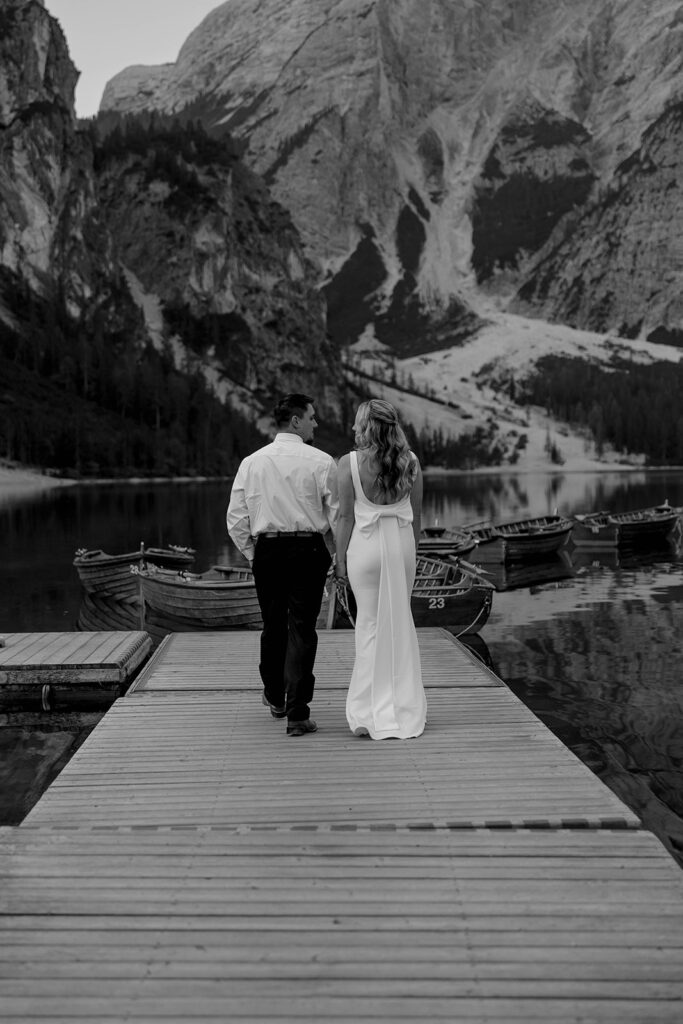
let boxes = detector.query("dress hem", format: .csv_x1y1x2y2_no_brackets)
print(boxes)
347,717,426,740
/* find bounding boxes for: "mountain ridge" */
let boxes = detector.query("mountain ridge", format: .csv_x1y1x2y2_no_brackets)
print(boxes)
101,0,683,353
4,0,683,476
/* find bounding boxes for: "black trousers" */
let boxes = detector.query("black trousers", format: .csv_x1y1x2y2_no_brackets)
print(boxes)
252,535,332,722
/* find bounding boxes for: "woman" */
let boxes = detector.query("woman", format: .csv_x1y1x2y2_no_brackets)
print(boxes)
335,399,427,739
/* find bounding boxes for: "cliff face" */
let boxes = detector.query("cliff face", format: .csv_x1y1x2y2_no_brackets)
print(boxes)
100,0,683,349
93,122,336,407
0,0,340,468
514,101,683,344
0,0,111,312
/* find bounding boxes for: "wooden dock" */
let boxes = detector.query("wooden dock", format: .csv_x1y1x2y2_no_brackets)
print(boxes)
0,631,152,708
1,628,682,1021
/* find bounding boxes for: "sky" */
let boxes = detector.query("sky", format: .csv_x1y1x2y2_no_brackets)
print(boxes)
45,0,223,118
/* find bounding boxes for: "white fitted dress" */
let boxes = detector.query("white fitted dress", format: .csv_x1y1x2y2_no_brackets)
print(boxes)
345,451,426,739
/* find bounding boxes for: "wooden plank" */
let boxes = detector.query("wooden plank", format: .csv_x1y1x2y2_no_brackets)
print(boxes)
0,998,681,1022
2,940,683,966
0,824,661,853
1,859,675,881
4,956,683,982
2,977,683,998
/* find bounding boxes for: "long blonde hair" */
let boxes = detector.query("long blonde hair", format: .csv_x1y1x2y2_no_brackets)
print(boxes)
354,399,416,499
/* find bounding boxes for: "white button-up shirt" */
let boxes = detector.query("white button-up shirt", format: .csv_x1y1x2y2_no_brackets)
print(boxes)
226,433,339,562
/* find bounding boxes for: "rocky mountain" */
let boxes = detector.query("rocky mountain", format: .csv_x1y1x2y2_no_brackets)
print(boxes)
514,99,683,344
0,0,341,475
92,118,337,415
4,0,683,475
0,0,109,317
101,0,683,354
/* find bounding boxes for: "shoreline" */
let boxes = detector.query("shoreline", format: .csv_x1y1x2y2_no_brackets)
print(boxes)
421,463,674,477
0,466,231,491
0,466,78,493
3,461,682,493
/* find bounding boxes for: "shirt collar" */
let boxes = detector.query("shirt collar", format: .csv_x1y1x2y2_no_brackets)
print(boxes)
275,432,304,445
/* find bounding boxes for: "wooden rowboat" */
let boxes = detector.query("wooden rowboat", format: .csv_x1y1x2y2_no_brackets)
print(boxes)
76,592,169,649
490,514,573,562
330,555,494,636
571,503,680,547
137,564,262,630
412,555,494,633
461,515,573,563
418,526,477,558
74,543,195,603
459,522,506,563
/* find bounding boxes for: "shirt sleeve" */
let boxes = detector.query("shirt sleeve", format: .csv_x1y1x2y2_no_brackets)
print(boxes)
226,462,255,563
322,458,340,537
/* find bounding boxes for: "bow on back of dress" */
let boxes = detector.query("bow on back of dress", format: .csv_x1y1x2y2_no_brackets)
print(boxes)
354,500,413,537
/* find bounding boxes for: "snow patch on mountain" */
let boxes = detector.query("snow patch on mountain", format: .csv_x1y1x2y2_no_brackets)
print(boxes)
348,312,683,471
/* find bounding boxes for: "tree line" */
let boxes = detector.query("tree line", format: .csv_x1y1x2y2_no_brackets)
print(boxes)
520,355,683,464
339,374,506,469
89,113,243,172
0,275,263,477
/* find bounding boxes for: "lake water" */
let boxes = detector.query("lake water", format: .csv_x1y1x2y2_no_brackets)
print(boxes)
1,470,682,865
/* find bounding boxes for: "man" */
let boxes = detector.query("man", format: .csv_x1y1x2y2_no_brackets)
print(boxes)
227,393,338,736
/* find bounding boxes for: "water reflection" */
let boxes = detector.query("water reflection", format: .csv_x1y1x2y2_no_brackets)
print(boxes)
485,556,683,867
0,481,236,632
0,711,102,824
482,550,575,592
423,468,683,531
572,537,681,572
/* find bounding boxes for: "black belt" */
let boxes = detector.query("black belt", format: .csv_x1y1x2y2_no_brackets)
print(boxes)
259,531,320,539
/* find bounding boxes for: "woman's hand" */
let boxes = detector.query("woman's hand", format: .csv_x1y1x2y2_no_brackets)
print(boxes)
334,558,347,581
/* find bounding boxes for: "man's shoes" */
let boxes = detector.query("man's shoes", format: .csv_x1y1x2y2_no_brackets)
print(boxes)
286,718,318,737
262,691,286,719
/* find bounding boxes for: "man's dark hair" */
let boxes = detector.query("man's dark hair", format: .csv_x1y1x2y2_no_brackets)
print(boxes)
273,393,314,427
